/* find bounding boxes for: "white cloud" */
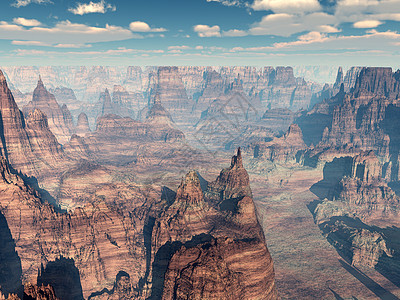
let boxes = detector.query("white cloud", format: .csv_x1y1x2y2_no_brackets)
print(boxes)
12,40,49,46
68,0,116,15
252,0,321,12
11,40,92,48
206,0,248,7
0,20,138,44
273,31,329,48
244,0,400,38
11,0,52,8
169,49,183,53
223,29,248,36
249,12,337,36
168,45,190,50
193,25,221,37
10,47,165,57
353,19,383,28
53,43,92,48
273,29,400,50
129,21,167,32
13,18,42,27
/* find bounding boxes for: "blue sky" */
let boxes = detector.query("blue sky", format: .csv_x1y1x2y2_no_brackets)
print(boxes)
0,0,400,66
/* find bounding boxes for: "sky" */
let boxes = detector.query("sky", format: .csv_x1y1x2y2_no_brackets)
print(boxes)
0,0,400,66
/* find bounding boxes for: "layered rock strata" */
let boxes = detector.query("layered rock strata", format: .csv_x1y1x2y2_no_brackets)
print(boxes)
23,78,74,144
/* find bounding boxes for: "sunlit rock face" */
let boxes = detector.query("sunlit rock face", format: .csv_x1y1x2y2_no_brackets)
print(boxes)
0,147,277,299
0,71,66,177
23,77,75,144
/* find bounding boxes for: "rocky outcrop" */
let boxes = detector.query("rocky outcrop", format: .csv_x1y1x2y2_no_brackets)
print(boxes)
0,71,66,177
23,77,74,144
194,70,225,118
333,67,344,90
75,112,91,136
48,87,81,118
309,150,400,270
23,283,59,300
343,67,363,92
0,283,58,300
83,94,185,165
178,66,207,98
260,67,313,111
0,154,165,299
111,85,142,117
249,124,307,163
320,68,400,161
0,147,276,299
353,67,400,98
296,67,400,162
146,149,277,299
261,108,297,133
162,237,276,300
151,67,193,128
99,88,113,116
194,82,262,150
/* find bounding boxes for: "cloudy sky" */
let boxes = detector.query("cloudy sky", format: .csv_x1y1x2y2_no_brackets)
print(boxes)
0,0,400,66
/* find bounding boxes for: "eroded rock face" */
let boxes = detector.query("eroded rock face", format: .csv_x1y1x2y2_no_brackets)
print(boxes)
23,283,59,300
310,151,400,269
162,237,276,300
0,148,277,300
296,67,400,175
75,112,91,136
23,78,74,144
0,283,59,300
0,155,164,299
249,124,307,163
151,66,193,128
0,71,66,177
146,149,277,299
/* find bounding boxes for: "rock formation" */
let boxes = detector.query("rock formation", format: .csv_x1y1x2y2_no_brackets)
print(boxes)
0,148,277,299
151,66,193,128
0,71,66,177
145,149,277,299
75,112,91,136
99,88,113,116
309,150,400,271
23,77,74,144
249,124,307,163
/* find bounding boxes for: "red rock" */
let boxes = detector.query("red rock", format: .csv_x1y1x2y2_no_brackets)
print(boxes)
23,77,74,144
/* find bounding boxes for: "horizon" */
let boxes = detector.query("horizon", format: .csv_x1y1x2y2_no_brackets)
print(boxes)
0,0,400,65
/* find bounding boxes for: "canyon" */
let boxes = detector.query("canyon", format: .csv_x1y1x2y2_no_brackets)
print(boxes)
0,65,400,300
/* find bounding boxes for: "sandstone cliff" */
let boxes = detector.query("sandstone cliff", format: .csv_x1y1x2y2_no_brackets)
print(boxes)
75,112,91,136
0,148,277,300
23,77,74,144
0,70,66,177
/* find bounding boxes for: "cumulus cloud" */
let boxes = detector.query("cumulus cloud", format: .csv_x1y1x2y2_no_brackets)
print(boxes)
194,25,221,37
272,29,400,50
168,45,190,50
68,0,116,15
353,19,383,28
252,0,321,12
249,12,337,36
129,21,167,32
13,17,42,27
11,0,52,7
12,40,92,48
223,29,248,36
0,20,138,44
206,0,248,7
12,40,49,46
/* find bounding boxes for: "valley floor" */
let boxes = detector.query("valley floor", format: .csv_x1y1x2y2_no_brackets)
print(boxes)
250,164,400,300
